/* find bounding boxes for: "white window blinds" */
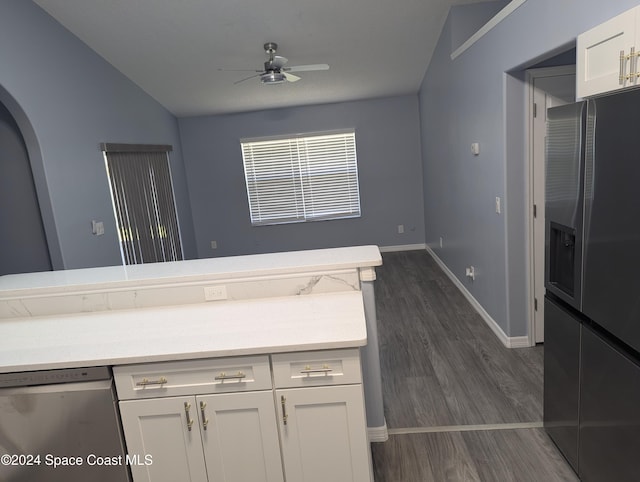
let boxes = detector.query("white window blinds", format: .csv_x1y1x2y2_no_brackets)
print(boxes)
102,143,183,265
241,131,361,225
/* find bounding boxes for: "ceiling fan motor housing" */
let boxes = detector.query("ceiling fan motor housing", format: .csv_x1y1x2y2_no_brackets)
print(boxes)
260,71,286,84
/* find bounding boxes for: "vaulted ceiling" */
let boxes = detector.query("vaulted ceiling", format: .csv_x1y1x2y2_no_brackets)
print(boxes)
34,0,493,117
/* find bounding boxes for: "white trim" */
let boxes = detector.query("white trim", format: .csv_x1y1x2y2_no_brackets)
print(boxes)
451,0,527,60
367,422,389,443
509,335,533,348
388,421,543,435
378,243,427,253
425,246,525,349
240,128,355,144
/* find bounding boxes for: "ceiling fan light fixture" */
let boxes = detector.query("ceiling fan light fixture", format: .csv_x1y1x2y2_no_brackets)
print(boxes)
260,71,286,84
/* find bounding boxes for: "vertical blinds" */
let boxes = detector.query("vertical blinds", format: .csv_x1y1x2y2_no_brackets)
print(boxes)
102,143,183,265
241,131,361,225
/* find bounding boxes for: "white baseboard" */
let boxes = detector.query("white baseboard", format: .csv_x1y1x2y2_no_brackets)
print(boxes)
425,246,531,349
508,336,532,348
379,243,427,253
368,421,389,442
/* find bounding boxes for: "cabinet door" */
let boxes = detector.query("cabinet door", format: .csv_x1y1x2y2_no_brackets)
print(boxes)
119,397,208,482
577,6,638,98
277,385,371,482
198,391,284,482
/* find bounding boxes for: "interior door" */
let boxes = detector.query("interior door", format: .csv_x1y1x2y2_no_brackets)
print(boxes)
529,67,576,343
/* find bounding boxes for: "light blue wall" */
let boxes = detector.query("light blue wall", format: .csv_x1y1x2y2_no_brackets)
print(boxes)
179,95,425,257
420,0,640,337
0,0,196,269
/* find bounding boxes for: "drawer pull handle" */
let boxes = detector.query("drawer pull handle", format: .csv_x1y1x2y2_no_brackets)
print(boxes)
184,402,194,432
200,401,209,430
215,371,246,381
281,395,288,426
136,376,168,387
300,364,333,375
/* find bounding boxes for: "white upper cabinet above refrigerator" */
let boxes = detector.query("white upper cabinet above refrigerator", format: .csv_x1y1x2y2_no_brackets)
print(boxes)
577,6,640,99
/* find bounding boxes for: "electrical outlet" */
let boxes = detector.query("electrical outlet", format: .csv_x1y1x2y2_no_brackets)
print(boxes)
210,240,218,249
465,266,476,280
92,220,104,236
204,285,227,301
397,224,404,234
439,237,443,248
495,197,501,214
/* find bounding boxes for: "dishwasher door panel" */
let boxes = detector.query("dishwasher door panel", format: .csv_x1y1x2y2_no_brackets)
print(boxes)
0,379,130,482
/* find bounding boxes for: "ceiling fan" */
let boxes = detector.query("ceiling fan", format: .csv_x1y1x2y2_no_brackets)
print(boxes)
222,42,329,85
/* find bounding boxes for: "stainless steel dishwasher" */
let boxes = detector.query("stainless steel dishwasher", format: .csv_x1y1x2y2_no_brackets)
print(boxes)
0,366,131,481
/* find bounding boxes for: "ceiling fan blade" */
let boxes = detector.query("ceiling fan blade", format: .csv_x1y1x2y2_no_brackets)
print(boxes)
285,64,330,73
282,71,301,83
219,68,262,72
233,72,263,85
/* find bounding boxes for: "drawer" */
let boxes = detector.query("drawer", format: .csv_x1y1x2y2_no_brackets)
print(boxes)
114,355,271,400
271,348,362,388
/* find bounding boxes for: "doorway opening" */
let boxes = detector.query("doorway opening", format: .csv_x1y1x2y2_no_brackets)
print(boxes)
0,100,52,275
526,65,576,344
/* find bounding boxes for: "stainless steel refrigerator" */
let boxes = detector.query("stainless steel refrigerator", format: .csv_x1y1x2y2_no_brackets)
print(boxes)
544,89,640,481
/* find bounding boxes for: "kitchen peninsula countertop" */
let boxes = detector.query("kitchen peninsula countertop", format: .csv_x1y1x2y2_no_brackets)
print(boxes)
0,246,380,374
0,245,382,298
0,291,366,373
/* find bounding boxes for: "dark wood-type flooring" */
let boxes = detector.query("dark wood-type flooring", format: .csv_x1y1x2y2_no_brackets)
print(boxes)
370,250,578,482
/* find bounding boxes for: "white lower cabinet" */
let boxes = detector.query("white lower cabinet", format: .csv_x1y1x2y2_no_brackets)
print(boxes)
119,396,209,482
199,391,284,482
277,385,371,482
120,391,283,482
115,349,371,482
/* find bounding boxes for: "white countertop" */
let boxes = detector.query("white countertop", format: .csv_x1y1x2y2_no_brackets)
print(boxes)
0,291,367,373
0,246,381,299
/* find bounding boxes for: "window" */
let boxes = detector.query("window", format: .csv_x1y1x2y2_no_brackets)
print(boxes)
102,143,183,265
241,131,361,225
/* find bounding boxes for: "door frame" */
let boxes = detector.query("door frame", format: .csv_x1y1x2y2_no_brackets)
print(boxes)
525,65,576,346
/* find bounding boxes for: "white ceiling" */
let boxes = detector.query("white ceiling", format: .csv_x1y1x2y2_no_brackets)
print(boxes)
34,0,490,117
